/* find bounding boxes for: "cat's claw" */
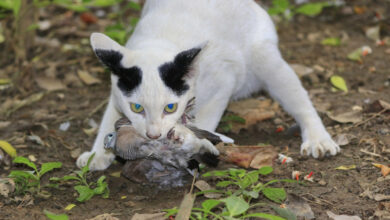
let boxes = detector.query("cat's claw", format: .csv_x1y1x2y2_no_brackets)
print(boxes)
76,151,115,171
300,137,340,158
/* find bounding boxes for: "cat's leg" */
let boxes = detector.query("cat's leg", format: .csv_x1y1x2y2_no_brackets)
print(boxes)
76,95,121,170
250,44,340,158
194,60,241,133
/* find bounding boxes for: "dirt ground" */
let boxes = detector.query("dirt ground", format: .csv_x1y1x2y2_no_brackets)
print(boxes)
1,1,390,219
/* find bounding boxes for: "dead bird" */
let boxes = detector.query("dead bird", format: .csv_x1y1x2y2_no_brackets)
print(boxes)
104,117,221,168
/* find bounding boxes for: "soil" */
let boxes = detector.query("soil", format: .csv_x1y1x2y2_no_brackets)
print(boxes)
1,1,390,219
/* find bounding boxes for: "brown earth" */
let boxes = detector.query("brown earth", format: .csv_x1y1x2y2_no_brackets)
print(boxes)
1,1,390,219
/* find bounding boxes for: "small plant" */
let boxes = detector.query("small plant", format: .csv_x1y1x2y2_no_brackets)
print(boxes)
8,156,62,195
218,114,246,133
165,167,295,219
50,153,109,202
268,0,332,20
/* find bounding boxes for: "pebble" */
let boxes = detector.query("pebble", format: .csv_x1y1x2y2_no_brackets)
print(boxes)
318,179,327,186
378,128,390,135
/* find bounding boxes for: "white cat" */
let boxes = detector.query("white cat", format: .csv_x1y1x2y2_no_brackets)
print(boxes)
77,0,340,171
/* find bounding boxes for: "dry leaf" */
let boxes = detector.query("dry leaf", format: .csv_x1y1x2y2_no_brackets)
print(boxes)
373,163,390,177
176,193,195,220
374,194,390,202
35,76,66,91
327,110,362,124
1,92,44,116
77,70,101,85
70,148,81,159
110,171,121,178
64,204,76,211
0,178,15,197
334,134,350,146
88,213,120,220
0,121,10,130
335,165,356,170
291,64,314,78
365,26,380,41
194,180,221,199
327,211,362,220
226,99,277,133
131,213,165,220
216,143,278,169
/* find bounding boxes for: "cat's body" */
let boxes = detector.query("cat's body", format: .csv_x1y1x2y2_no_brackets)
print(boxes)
77,0,340,171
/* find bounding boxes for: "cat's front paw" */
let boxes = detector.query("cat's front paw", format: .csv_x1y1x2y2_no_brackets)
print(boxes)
199,139,220,156
300,136,340,158
76,151,115,171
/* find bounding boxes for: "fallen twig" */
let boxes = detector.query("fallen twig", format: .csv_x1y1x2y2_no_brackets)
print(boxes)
360,149,382,157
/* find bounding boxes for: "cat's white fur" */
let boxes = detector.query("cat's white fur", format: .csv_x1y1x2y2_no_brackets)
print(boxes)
77,0,340,171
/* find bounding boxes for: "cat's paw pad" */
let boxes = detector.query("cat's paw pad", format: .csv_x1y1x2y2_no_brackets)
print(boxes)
300,137,340,158
76,151,115,171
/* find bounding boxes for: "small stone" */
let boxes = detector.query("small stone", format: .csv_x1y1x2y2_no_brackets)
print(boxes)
273,118,283,125
318,180,327,186
379,128,390,135
28,155,37,162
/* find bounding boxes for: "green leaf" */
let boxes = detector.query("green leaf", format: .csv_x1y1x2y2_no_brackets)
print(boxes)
221,115,246,124
262,187,286,203
96,175,106,185
241,171,259,188
330,75,348,92
264,179,298,186
243,213,286,220
0,0,21,17
321,37,341,46
271,205,297,220
61,175,81,181
12,156,37,171
80,152,95,174
295,3,328,17
201,199,221,212
347,48,362,62
228,168,246,178
127,1,141,11
91,0,122,7
27,23,39,32
94,176,108,195
202,170,229,177
219,123,232,133
53,0,88,12
216,181,235,187
74,185,95,202
243,190,259,199
9,170,38,180
268,0,290,15
258,166,273,175
163,207,179,218
221,195,249,217
39,162,62,177
43,210,69,220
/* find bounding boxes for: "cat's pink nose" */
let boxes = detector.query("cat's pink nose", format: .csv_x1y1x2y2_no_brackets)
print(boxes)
146,132,161,140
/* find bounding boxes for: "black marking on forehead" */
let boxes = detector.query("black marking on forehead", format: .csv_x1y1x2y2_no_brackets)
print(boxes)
94,49,142,95
159,48,202,96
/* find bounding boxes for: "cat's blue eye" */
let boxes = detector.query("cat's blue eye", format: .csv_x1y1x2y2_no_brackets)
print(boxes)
130,103,144,113
164,103,178,114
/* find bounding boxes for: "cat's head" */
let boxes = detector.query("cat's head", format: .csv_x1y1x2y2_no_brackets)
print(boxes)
90,33,203,140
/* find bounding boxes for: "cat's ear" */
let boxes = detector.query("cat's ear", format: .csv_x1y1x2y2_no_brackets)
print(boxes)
90,33,142,95
90,33,126,69
159,43,207,96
